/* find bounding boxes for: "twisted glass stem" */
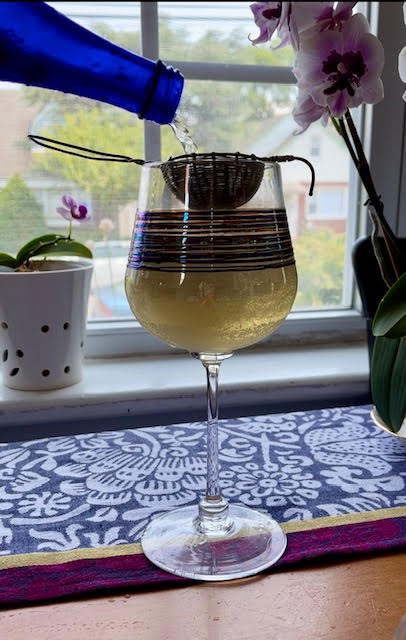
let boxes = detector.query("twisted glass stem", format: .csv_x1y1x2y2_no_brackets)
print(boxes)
194,353,233,536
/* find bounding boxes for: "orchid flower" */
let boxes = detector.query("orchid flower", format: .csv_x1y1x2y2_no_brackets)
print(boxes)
398,2,406,101
57,195,90,222
249,2,356,51
293,13,384,119
292,90,328,133
249,2,291,47
289,2,355,50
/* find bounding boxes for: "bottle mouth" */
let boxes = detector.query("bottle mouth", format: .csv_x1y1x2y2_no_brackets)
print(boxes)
140,61,184,125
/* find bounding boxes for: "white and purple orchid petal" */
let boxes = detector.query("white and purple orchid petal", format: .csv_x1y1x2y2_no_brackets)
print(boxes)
400,2,406,101
399,45,406,86
293,13,384,117
292,90,326,132
341,13,371,50
249,2,282,44
328,90,348,116
61,194,76,211
71,204,90,222
287,3,329,49
56,206,73,222
334,2,357,23
291,2,333,31
77,204,90,220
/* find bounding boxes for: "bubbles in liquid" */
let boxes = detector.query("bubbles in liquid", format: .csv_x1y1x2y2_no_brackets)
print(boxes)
170,114,198,154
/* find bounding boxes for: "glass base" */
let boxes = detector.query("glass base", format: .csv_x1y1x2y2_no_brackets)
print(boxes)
141,504,287,581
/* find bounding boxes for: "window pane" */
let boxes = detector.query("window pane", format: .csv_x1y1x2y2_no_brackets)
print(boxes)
158,1,294,66
0,1,143,321
0,83,140,320
164,80,351,310
48,2,142,53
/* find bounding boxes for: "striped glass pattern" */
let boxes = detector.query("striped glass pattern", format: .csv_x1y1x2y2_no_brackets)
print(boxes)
128,207,294,273
128,157,295,274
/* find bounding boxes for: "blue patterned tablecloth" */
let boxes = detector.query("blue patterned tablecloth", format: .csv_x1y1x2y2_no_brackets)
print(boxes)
1,404,406,556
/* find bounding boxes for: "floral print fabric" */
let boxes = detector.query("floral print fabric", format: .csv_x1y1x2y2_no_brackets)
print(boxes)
1,404,406,556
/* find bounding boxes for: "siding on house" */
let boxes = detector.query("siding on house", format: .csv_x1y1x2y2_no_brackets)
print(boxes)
0,88,41,181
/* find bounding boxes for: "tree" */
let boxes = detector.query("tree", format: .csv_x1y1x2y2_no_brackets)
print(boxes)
293,229,345,308
0,174,47,254
33,107,144,214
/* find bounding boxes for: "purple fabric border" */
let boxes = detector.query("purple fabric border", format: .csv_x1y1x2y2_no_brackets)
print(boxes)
1,515,405,606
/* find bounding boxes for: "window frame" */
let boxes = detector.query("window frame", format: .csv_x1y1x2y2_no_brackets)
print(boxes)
83,1,402,358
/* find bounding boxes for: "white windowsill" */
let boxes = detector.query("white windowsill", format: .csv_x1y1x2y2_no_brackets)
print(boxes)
0,342,370,439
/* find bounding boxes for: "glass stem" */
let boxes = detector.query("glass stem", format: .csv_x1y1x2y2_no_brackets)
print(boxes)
194,353,233,536
205,360,221,498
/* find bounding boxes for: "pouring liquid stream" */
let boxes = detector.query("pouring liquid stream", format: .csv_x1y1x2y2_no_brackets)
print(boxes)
170,114,199,154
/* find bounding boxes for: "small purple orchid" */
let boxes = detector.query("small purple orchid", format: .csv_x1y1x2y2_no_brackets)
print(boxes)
57,195,90,222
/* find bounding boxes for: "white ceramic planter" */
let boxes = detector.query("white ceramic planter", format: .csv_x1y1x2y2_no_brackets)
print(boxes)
0,260,93,390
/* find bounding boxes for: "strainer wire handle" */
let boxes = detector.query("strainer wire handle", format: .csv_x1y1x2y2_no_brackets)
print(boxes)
27,134,146,165
27,136,315,195
257,154,315,196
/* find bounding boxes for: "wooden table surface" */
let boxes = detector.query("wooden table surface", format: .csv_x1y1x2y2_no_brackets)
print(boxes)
1,551,406,640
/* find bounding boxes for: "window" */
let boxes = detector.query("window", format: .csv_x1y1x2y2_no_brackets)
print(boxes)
308,189,346,219
0,2,402,356
310,136,321,158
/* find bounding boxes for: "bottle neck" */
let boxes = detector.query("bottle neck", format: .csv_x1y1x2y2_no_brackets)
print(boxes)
140,61,184,125
0,2,184,125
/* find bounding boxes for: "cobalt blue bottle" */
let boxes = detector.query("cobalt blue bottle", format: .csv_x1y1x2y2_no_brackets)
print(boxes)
0,2,184,125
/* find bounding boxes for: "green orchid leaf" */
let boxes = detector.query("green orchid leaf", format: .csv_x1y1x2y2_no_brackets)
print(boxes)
372,272,406,338
30,238,93,260
0,252,17,269
371,335,406,432
389,337,406,431
16,234,63,265
16,235,92,264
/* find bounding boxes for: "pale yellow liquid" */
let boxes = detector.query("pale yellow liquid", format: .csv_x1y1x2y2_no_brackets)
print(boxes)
125,264,297,353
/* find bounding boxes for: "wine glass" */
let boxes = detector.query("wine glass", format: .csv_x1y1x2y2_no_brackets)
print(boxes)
125,153,297,581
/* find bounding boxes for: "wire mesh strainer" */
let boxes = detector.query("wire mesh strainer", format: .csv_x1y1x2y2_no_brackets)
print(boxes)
160,152,265,210
27,137,315,210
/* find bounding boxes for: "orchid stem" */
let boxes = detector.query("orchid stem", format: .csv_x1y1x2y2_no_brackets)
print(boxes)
342,109,403,285
338,116,359,167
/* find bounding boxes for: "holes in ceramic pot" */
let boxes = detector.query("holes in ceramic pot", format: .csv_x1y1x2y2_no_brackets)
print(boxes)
10,368,19,376
63,322,70,330
2,350,8,362
42,369,50,377
16,350,24,358
41,325,49,333
1,322,8,330
64,366,70,374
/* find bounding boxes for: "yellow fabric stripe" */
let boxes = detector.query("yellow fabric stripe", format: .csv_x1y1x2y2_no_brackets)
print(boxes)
0,542,143,570
2,505,406,571
281,505,406,534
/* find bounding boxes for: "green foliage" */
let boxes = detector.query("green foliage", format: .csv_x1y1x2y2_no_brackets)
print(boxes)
293,230,345,308
0,233,93,269
16,234,92,264
372,272,406,338
0,252,17,269
371,335,406,433
0,174,47,254
32,107,145,211
370,272,406,432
